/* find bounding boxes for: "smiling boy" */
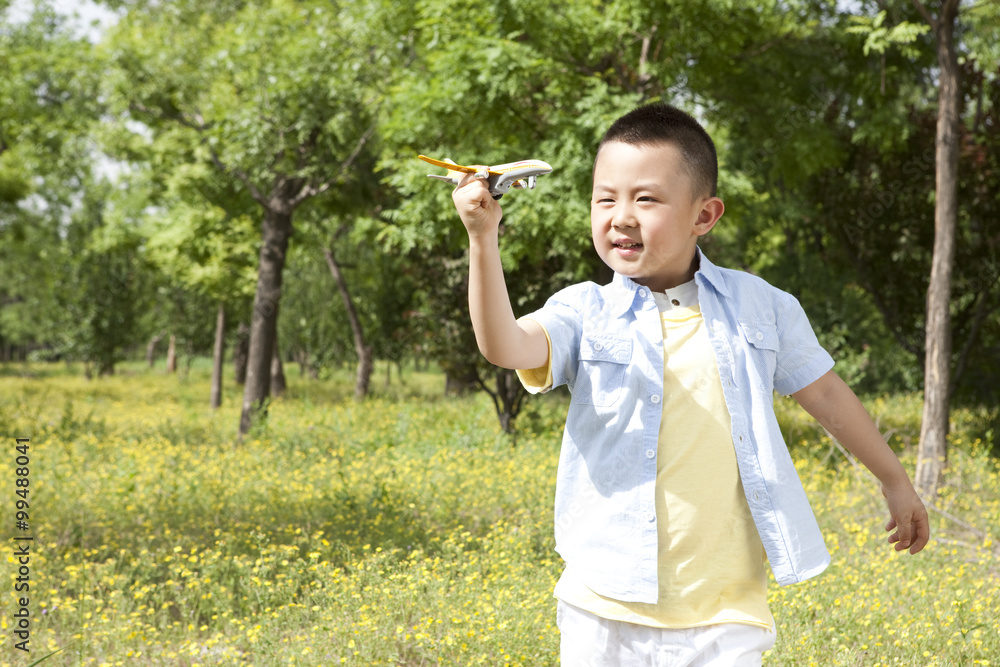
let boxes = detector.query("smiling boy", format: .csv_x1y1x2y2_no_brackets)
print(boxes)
451,103,928,665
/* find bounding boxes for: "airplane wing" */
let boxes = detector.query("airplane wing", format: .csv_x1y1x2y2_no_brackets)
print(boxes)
417,155,495,174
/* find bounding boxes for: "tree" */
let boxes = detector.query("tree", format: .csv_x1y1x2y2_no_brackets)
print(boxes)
381,0,684,433
911,0,962,498
137,157,258,406
0,2,118,367
694,0,998,476
306,142,390,401
380,0,834,433
63,180,155,376
708,2,939,396
322,244,373,401
105,0,409,435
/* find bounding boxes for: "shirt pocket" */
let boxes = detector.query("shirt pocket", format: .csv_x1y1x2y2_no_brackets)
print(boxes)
739,320,779,389
576,334,631,407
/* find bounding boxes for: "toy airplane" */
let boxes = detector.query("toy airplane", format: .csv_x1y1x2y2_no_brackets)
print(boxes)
418,154,553,199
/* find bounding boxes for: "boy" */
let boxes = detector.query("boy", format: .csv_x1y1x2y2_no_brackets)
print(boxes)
451,103,929,665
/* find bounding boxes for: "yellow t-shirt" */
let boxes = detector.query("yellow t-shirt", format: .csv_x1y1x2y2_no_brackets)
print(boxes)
524,280,772,629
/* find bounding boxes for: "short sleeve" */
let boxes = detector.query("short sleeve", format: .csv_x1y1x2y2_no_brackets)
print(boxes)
511,283,591,394
773,292,835,396
515,317,554,393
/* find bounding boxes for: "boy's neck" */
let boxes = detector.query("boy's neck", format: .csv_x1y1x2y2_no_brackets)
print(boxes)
637,250,700,292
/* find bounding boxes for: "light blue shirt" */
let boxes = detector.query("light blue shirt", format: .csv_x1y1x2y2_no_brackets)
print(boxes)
519,248,835,604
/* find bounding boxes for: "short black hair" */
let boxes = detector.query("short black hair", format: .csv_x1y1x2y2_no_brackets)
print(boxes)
598,103,718,199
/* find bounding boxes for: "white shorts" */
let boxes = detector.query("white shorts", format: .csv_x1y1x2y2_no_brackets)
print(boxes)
557,601,776,667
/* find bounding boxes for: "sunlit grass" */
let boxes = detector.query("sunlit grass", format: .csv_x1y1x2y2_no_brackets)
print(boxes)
0,361,997,665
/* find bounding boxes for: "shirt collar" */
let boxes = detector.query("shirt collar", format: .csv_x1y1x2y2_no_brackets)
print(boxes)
607,247,730,316
693,247,731,298
608,273,646,317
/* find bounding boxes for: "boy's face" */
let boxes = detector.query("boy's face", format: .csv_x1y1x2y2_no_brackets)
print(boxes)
591,141,723,292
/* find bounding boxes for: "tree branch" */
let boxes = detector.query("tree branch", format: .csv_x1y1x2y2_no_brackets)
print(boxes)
732,36,790,60
909,0,936,30
944,0,962,21
128,100,268,205
289,118,378,208
636,27,654,89
297,127,322,171
473,368,501,416
205,144,267,205
128,101,212,132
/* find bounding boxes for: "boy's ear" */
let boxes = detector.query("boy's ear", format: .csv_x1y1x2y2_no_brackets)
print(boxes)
693,197,724,237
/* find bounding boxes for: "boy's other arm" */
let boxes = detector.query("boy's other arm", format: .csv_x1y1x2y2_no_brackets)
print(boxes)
792,370,930,555
452,174,549,370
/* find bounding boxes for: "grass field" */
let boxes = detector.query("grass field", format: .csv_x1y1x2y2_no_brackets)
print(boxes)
0,360,998,666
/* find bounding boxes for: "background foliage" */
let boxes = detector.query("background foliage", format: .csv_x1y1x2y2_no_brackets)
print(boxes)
2,0,997,421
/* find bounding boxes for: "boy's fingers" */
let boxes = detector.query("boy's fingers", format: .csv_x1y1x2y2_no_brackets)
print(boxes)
453,175,488,205
908,512,930,554
885,517,902,545
456,173,492,201
897,513,915,550
885,510,930,554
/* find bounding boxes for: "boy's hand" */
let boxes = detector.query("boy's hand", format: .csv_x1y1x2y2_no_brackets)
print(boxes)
882,482,930,554
794,371,931,557
453,171,502,238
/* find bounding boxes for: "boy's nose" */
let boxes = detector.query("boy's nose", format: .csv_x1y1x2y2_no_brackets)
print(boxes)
612,207,637,228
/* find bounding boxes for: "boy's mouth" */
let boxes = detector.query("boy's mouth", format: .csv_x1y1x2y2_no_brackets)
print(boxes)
613,241,643,250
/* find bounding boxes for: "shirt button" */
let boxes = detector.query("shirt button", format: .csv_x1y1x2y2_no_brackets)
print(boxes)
645,449,655,459
650,394,661,404
645,511,656,522
639,288,649,298
593,342,603,351
755,331,764,341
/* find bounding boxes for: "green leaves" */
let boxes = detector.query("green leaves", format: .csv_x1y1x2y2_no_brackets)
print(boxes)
846,10,929,59
1,0,996,403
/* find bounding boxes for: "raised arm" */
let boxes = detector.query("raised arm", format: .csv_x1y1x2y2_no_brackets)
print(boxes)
452,173,549,370
792,370,930,555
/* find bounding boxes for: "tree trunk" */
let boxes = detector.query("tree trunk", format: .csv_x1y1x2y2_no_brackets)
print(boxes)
270,329,286,397
239,203,293,437
234,321,250,385
211,303,226,409
146,332,164,368
445,366,479,395
295,348,319,380
323,246,373,401
476,367,527,439
915,0,961,499
166,334,177,373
